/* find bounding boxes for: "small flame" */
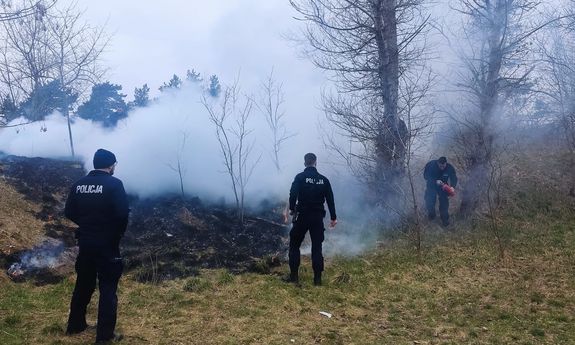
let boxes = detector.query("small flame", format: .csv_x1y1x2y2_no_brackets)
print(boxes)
7,263,24,277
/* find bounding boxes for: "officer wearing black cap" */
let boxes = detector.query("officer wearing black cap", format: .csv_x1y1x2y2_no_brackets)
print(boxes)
424,156,457,227
65,149,129,343
286,153,337,286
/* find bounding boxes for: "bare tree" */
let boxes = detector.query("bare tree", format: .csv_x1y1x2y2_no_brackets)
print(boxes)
256,69,294,172
0,0,109,154
484,154,508,260
43,2,109,157
167,132,189,200
0,0,55,128
402,68,435,254
0,1,55,129
0,1,53,103
0,0,55,22
448,0,565,216
290,0,431,209
537,5,575,194
202,81,262,226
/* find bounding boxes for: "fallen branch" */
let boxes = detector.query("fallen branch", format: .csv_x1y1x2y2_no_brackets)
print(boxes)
254,217,287,227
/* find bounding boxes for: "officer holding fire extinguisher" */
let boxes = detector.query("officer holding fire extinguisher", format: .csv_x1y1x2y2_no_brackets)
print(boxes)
424,156,458,227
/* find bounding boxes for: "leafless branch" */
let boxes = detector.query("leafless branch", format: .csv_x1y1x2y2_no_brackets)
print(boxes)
201,79,261,226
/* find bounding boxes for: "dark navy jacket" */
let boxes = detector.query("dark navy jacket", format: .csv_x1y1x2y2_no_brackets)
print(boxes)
65,170,129,248
289,166,336,220
423,160,458,190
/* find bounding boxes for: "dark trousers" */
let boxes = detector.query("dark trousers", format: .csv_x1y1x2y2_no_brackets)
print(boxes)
67,245,123,342
289,212,325,275
425,187,449,225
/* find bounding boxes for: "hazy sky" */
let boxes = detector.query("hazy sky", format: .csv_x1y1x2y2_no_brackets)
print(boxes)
69,0,325,100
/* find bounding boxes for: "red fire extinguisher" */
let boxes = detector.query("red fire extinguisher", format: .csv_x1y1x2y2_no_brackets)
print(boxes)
437,180,456,197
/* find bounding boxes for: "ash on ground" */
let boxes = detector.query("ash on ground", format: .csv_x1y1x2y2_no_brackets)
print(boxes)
5,238,77,286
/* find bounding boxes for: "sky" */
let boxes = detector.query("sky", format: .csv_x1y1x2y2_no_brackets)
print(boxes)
71,0,325,101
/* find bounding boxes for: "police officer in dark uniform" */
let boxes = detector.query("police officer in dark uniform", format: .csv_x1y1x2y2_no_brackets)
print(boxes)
286,153,337,286
65,149,129,343
423,156,457,227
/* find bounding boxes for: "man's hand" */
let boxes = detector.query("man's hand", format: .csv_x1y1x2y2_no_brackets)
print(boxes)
284,210,295,224
329,219,337,229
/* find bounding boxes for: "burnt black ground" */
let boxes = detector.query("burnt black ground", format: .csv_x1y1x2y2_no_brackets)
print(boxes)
124,195,287,282
0,154,288,284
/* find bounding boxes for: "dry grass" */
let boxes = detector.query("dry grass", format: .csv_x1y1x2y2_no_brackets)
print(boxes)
0,179,45,256
178,206,209,231
1,217,574,345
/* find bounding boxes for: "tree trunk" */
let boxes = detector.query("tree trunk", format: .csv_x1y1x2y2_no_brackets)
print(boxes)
65,108,75,158
372,0,407,205
459,1,503,216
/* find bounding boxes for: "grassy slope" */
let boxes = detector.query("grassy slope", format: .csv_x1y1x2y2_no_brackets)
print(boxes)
1,154,574,344
0,178,44,255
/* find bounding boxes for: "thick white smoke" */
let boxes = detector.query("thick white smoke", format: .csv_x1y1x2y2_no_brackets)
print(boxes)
0,82,330,203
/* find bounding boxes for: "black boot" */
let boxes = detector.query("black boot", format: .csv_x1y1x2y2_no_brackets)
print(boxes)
282,271,299,284
313,273,322,286
66,323,88,335
95,332,123,343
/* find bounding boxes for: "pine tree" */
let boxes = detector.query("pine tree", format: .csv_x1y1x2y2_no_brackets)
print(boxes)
19,80,78,121
208,75,221,97
0,96,19,123
133,83,150,107
77,82,128,128
159,74,182,92
186,69,202,83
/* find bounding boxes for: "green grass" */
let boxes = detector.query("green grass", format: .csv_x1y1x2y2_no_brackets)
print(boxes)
1,211,574,344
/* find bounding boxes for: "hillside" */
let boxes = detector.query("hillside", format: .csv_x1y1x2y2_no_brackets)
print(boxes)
0,148,574,344
0,154,287,286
